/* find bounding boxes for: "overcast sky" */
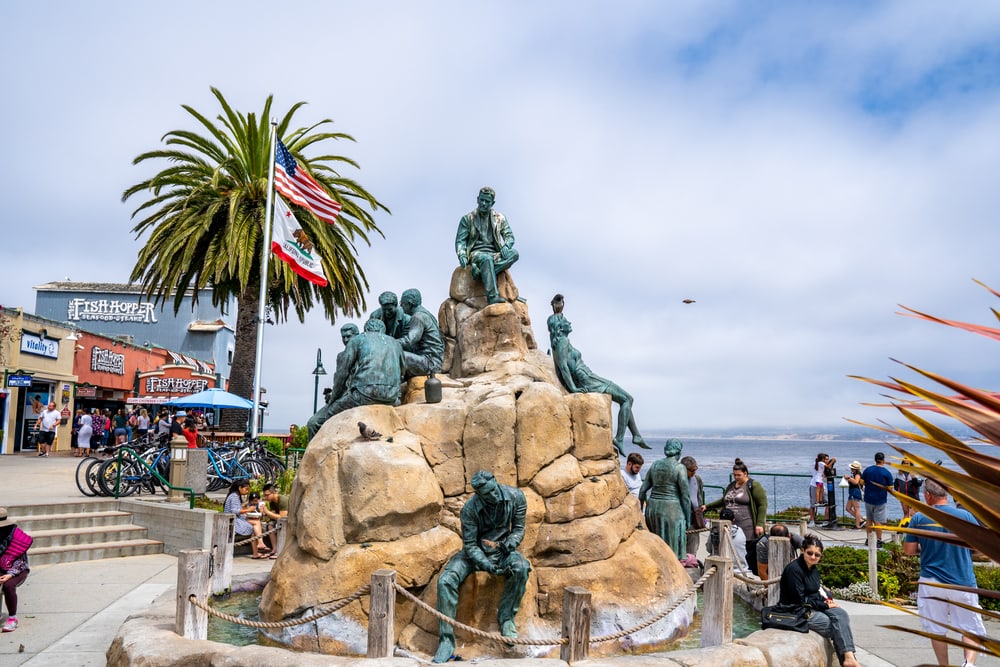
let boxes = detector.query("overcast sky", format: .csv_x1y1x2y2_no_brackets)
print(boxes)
3,2,1000,433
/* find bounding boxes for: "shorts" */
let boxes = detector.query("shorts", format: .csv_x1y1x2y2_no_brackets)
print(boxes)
918,577,987,636
37,431,55,445
865,502,887,524
848,488,862,501
114,428,127,438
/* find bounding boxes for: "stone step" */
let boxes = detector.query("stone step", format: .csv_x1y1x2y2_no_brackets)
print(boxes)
28,523,150,548
27,539,165,565
13,510,135,531
3,500,120,517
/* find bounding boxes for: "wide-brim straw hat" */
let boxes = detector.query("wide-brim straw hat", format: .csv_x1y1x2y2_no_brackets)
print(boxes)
849,461,862,471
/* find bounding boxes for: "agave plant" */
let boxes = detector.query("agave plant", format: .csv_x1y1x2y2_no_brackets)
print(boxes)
848,280,1000,658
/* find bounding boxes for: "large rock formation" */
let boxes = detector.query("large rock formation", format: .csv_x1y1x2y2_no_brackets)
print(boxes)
260,269,692,659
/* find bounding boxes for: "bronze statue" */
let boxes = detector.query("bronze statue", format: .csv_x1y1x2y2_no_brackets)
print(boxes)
305,319,404,442
399,288,444,378
638,439,691,558
455,187,519,305
323,323,360,405
433,470,530,663
368,291,410,339
547,309,649,455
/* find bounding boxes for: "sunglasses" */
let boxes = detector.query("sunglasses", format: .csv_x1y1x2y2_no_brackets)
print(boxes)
804,550,823,558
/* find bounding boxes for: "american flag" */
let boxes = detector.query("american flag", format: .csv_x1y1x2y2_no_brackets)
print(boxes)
274,139,342,225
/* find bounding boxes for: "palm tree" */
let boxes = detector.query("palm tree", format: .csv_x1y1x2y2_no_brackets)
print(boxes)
123,88,388,430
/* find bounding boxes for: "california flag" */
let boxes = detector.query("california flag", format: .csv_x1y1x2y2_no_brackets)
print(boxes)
272,196,329,287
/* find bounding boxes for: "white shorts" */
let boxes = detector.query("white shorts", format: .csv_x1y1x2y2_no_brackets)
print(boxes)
917,577,987,637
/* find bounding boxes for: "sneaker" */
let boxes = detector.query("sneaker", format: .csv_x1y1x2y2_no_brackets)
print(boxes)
877,540,885,548
2,616,17,632
43,453,49,457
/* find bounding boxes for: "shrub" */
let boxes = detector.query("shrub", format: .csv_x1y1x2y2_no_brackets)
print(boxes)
975,565,1000,612
260,436,285,459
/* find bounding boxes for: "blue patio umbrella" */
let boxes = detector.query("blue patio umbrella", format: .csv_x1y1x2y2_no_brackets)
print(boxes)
165,388,253,410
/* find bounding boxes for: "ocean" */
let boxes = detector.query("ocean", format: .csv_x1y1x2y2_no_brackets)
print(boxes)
622,434,984,522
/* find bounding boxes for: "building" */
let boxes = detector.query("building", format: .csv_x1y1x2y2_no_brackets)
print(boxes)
1,307,217,454
33,281,235,382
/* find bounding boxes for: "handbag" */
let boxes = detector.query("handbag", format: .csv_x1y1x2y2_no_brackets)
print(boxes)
761,604,810,633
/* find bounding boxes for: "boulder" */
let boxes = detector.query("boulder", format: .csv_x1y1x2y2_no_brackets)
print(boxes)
515,383,572,484
462,390,517,488
529,454,583,497
533,497,640,567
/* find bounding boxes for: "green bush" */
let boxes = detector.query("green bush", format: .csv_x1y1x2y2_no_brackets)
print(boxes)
260,436,285,459
975,566,1000,612
816,545,919,599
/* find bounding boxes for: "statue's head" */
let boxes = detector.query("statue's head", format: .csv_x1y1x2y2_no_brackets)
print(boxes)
364,319,386,334
663,438,683,457
546,313,564,339
400,288,422,315
471,470,503,505
378,291,398,319
477,186,495,213
340,323,359,345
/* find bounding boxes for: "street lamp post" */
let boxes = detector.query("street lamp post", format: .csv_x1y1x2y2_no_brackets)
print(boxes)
312,348,327,413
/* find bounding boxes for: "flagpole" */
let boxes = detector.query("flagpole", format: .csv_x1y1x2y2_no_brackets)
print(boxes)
250,121,278,438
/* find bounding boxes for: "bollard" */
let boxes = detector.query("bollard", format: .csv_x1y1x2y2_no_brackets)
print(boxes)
798,518,808,536
168,435,189,502
701,555,733,648
561,586,591,663
211,513,235,597
367,570,396,658
176,549,211,639
766,536,791,606
711,519,734,561
275,517,287,555
868,528,878,597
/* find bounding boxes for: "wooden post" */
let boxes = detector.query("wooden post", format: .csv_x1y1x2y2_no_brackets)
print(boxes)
798,519,808,536
766,536,791,606
560,586,592,663
275,517,287,555
712,520,734,560
176,549,210,639
367,569,396,658
211,513,234,597
701,555,733,648
867,528,878,597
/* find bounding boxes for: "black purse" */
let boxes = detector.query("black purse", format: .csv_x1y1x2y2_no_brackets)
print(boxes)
761,604,810,633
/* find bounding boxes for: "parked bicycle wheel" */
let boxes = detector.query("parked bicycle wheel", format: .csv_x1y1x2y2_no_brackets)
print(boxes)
75,456,101,497
97,458,138,497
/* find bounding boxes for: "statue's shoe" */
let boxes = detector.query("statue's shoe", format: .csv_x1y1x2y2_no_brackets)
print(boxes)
433,637,456,663
501,620,518,638
612,439,625,457
632,436,652,450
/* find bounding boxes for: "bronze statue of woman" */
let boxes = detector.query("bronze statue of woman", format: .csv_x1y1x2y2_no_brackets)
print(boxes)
639,438,691,558
548,313,648,455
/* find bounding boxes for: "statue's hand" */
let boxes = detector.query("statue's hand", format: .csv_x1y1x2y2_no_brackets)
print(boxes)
458,254,468,268
500,245,513,260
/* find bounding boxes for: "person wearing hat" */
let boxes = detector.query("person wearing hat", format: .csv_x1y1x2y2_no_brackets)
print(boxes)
843,461,866,529
0,508,32,633
171,411,186,437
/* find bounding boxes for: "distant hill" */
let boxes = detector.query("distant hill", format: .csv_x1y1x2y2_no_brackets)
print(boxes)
646,423,978,442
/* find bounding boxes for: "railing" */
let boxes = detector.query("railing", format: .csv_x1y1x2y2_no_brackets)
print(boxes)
284,447,306,471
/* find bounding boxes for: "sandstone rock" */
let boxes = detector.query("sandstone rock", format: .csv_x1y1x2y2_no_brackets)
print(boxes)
544,474,614,523
398,401,467,464
520,486,546,556
568,392,616,460
462,391,517,489
340,440,443,543
432,458,468,497
579,458,619,477
457,303,529,376
533,496,639,567
529,454,582,497
737,628,834,667
515,383,572,484
438,298,457,338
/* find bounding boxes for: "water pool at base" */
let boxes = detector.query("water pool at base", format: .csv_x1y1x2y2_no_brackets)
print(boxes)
208,591,761,651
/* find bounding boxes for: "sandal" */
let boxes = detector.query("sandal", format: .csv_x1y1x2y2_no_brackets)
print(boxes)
268,553,278,559
251,553,268,559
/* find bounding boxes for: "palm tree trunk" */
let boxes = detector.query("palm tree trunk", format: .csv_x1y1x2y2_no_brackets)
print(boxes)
219,284,261,432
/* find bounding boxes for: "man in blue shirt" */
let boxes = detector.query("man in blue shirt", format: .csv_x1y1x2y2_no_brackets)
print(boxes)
860,452,894,548
904,478,985,667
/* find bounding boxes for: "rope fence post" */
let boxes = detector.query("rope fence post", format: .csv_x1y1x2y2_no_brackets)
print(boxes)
766,536,790,606
275,516,288,555
712,519,734,561
560,586,591,663
211,512,235,597
367,569,396,659
176,548,210,639
700,555,732,648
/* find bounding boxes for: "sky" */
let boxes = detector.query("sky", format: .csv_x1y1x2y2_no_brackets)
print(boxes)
3,1,1000,434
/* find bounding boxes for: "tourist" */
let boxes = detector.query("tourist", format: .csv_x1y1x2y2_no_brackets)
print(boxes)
113,408,128,445
181,417,199,449
261,483,289,559
155,409,172,439
681,456,705,559
843,461,866,529
809,452,827,526
709,507,749,572
136,408,150,442
71,408,83,456
90,409,105,456
861,452,894,548
621,452,644,498
778,534,861,667
756,523,803,581
893,459,922,520
77,410,93,458
224,481,265,558
903,478,986,667
0,508,32,633
34,401,61,457
702,458,767,574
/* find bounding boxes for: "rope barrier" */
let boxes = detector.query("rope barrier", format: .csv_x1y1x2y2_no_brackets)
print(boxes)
234,523,281,547
721,529,781,588
589,565,716,643
187,584,370,629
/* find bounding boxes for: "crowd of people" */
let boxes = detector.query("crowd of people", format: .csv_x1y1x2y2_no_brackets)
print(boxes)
61,406,211,456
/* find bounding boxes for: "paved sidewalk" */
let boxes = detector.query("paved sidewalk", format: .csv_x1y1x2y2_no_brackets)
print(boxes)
1,451,998,666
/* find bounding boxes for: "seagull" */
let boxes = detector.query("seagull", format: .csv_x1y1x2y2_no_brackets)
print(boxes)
358,422,382,440
682,299,696,304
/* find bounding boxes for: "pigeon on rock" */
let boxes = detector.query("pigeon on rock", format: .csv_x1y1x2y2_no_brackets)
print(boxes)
358,422,382,440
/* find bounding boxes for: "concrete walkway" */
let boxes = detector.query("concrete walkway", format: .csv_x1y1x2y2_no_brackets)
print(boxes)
1,451,998,666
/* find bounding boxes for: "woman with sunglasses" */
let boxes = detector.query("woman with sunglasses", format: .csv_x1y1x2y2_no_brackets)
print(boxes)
779,534,861,667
